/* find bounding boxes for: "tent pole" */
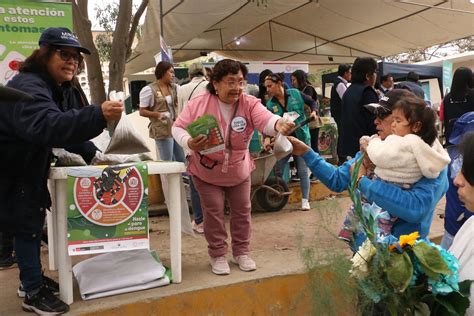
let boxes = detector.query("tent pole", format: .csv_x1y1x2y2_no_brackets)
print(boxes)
160,0,164,37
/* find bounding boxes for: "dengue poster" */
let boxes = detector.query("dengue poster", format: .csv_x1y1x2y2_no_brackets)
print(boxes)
67,163,149,256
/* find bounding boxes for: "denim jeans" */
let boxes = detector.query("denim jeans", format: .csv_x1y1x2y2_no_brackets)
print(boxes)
155,137,185,162
14,217,45,294
275,154,309,199
440,231,455,250
189,176,203,224
155,138,203,224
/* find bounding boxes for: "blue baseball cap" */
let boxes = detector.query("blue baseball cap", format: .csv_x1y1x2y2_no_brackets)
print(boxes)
39,27,91,54
449,112,474,145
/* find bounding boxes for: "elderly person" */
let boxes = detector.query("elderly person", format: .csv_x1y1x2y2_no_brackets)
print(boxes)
264,72,318,210
448,131,474,316
172,59,293,275
177,62,208,114
139,61,184,162
1,27,123,315
288,89,448,249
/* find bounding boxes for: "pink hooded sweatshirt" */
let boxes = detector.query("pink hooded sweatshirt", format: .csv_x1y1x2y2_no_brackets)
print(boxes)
173,92,279,187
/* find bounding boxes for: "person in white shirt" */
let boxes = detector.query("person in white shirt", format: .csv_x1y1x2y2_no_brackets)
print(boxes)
177,62,209,114
378,73,394,97
448,131,474,316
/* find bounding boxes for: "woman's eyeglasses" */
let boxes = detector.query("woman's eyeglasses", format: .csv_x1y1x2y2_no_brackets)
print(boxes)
56,49,83,64
222,79,246,89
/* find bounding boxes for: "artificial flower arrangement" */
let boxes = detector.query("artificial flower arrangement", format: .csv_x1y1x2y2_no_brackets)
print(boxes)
348,157,471,315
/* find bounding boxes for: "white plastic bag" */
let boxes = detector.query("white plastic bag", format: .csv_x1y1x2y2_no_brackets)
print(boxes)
273,133,293,160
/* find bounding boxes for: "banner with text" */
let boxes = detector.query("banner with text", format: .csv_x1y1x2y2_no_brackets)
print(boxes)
67,163,149,256
0,0,72,84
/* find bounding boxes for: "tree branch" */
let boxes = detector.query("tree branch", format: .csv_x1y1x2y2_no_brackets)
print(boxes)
72,0,107,104
126,0,149,61
108,0,133,92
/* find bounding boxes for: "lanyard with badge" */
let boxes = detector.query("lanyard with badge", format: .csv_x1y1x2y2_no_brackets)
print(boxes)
221,100,241,173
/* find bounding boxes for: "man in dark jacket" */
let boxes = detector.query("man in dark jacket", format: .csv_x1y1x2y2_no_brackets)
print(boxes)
338,57,378,161
396,71,425,99
330,64,351,164
1,27,123,315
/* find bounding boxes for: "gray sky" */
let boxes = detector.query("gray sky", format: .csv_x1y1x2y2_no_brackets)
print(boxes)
87,1,146,30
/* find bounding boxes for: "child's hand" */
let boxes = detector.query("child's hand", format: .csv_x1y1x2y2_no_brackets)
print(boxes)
359,137,370,154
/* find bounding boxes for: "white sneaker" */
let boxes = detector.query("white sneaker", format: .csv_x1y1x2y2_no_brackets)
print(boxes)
231,255,256,272
301,199,310,211
192,220,204,234
210,256,230,275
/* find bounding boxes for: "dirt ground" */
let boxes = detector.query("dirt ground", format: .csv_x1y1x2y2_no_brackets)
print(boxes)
0,195,445,316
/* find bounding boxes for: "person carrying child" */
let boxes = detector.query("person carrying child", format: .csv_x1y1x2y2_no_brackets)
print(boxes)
338,94,450,241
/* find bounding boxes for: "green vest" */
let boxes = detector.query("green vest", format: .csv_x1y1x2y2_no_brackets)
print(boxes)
266,88,310,145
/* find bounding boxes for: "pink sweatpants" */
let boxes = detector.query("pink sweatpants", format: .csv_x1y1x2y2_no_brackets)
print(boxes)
192,176,252,258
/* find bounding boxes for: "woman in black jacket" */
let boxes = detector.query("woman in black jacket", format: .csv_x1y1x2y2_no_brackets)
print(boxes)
443,67,474,146
1,27,123,315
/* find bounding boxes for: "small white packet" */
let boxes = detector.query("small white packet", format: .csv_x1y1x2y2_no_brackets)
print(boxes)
283,111,300,122
107,90,126,134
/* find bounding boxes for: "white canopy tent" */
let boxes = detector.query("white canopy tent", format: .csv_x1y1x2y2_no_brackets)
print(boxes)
125,0,474,75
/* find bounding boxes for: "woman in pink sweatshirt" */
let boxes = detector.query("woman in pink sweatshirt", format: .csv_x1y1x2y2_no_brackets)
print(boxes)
173,59,293,275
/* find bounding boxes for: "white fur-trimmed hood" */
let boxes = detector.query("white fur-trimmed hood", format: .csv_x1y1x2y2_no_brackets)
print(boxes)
367,134,450,184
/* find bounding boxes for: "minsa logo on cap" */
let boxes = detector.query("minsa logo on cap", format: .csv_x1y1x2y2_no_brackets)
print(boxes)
61,31,78,41
380,96,389,102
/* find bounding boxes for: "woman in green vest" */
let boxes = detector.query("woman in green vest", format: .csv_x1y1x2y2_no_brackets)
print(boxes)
264,73,318,210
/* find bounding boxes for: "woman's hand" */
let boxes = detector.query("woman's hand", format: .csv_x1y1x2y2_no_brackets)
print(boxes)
287,136,310,156
263,136,274,152
187,134,208,152
101,101,124,121
275,118,295,135
350,160,367,185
